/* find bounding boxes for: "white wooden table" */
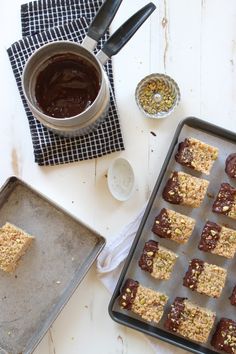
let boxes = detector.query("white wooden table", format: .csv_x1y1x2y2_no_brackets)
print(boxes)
0,0,236,353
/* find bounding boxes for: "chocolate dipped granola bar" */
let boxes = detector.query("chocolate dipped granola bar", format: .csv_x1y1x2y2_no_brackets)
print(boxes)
211,318,236,353
175,137,218,175
138,240,178,280
165,297,215,343
198,220,236,259
212,183,236,220
183,258,227,298
152,208,195,244
119,278,168,324
0,222,34,273
162,171,209,208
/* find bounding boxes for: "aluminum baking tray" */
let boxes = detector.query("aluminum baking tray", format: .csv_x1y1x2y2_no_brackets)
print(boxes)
0,176,105,354
109,117,236,354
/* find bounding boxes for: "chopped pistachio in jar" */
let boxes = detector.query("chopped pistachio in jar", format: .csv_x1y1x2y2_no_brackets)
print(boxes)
138,78,176,114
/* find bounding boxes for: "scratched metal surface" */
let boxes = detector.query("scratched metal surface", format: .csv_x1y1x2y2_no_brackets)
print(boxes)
0,177,105,354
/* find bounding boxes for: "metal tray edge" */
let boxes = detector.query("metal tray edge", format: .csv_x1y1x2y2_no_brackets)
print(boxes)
0,176,106,354
108,311,217,354
108,116,236,354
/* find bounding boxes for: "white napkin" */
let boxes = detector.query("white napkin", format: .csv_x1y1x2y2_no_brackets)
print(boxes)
96,205,186,354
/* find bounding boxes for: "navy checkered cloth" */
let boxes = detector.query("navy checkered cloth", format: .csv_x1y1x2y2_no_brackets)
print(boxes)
7,0,124,166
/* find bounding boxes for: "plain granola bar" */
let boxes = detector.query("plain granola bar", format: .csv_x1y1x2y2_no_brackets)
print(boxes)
211,318,236,353
164,297,215,343
198,220,236,259
138,240,178,280
119,278,168,324
162,171,209,208
175,137,218,175
0,222,34,273
212,183,236,220
183,258,227,298
152,208,196,244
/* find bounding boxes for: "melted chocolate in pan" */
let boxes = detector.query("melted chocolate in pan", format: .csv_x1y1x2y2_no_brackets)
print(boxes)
35,54,100,118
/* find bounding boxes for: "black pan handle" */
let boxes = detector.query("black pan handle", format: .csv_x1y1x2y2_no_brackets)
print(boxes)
100,2,156,59
86,0,123,43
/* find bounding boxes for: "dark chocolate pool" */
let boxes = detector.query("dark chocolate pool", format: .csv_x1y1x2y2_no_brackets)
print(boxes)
35,53,100,118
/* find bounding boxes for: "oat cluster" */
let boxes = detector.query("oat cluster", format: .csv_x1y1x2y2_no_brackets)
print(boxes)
176,299,215,343
131,285,168,323
196,263,227,298
151,245,178,280
177,171,209,208
0,222,34,272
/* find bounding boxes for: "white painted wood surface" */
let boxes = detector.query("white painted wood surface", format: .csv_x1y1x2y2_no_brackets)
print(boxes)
0,0,236,353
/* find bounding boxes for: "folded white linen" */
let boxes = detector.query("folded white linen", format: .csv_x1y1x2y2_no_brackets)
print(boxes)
97,205,187,354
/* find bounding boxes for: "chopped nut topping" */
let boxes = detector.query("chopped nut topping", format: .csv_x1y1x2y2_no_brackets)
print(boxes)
146,251,154,257
138,78,176,115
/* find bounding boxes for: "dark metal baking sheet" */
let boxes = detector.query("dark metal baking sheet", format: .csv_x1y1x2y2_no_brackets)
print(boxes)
109,117,236,354
0,177,105,354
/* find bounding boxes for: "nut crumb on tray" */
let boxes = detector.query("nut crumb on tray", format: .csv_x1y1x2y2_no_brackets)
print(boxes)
212,183,236,220
175,137,218,175
229,286,236,306
183,258,227,298
162,171,209,208
198,220,236,259
138,240,178,280
225,153,236,178
164,297,215,343
152,208,195,244
0,222,34,273
211,318,236,353
119,278,168,324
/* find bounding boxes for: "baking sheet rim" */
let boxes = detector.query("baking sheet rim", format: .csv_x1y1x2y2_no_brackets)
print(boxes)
108,116,236,354
0,176,106,354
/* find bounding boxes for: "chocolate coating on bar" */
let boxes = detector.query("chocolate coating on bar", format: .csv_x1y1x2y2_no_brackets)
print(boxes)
198,221,221,252
175,139,193,167
212,183,236,215
211,318,236,353
138,240,158,273
152,208,171,238
229,286,236,306
183,258,204,290
120,279,139,310
162,172,182,204
164,297,186,332
225,153,236,178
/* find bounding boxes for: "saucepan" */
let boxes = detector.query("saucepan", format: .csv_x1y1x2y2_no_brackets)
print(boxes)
22,0,156,137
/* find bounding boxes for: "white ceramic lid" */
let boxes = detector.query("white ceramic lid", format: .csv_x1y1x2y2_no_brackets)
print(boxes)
107,158,135,201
